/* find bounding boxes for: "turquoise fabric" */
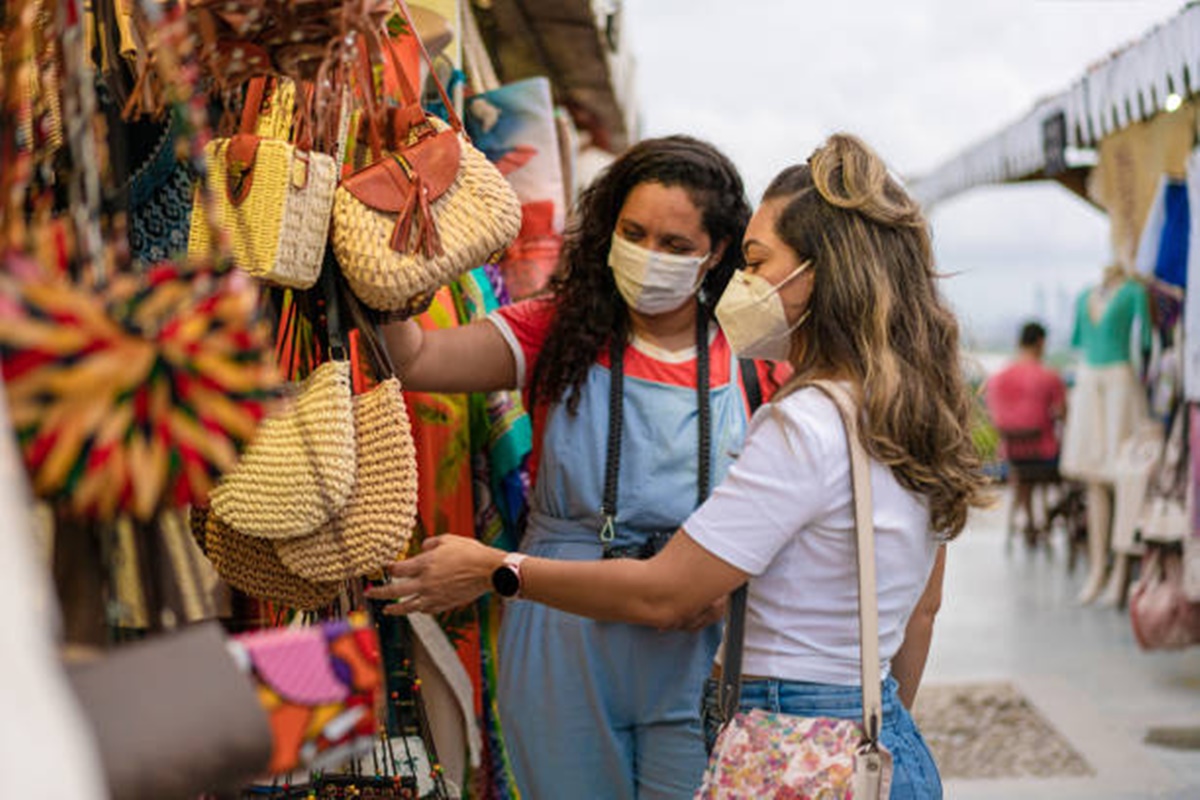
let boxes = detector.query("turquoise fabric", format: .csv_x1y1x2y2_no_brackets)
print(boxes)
1070,280,1151,367
497,347,749,800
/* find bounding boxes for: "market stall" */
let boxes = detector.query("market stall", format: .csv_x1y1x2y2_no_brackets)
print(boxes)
0,0,637,796
911,3,1200,644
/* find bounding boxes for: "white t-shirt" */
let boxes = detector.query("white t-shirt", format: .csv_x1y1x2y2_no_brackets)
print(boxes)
684,386,940,685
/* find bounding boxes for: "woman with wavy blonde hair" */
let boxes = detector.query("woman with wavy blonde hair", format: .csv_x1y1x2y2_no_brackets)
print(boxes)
372,134,990,798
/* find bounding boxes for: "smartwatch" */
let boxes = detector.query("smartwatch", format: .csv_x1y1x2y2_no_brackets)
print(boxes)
491,552,527,598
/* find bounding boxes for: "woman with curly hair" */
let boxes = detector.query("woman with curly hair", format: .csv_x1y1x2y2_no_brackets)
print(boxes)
376,134,992,798
382,136,780,798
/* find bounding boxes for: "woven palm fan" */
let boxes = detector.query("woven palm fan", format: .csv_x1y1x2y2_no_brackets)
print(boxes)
0,256,283,520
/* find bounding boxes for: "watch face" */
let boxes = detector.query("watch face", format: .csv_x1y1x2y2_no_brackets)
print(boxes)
492,565,520,597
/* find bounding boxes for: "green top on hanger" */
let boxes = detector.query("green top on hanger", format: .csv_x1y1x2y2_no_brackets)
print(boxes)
1070,279,1151,367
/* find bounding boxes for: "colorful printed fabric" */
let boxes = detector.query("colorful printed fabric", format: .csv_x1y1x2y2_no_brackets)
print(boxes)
464,78,565,300
699,710,879,799
401,284,482,794
231,614,383,775
452,266,531,799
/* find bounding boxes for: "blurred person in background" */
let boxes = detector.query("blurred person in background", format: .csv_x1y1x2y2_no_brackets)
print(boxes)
985,321,1067,544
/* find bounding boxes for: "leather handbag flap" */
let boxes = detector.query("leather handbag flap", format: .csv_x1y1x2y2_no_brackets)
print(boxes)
341,126,461,212
224,134,262,206
404,127,461,199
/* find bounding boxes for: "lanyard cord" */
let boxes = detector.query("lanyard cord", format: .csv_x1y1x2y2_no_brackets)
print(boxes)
600,301,711,542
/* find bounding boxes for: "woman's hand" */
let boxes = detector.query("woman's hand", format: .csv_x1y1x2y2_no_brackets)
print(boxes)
671,594,727,632
365,535,507,615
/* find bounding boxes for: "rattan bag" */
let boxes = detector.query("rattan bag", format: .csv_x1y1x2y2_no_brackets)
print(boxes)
209,358,357,539
196,505,342,611
332,117,521,311
188,79,336,289
275,375,418,581
330,10,520,312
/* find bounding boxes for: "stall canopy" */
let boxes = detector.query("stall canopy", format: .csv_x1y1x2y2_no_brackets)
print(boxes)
910,2,1200,209
471,0,637,152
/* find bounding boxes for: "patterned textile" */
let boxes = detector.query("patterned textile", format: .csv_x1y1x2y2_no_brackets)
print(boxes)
699,710,882,799
452,265,531,799
129,112,195,264
463,78,565,300
231,614,383,776
402,285,481,793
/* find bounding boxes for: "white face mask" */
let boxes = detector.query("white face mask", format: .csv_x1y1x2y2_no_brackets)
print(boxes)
608,233,710,315
715,262,811,361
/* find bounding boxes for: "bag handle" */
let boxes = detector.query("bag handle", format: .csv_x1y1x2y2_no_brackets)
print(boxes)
393,0,463,132
811,380,884,748
718,360,765,720
238,77,269,135
356,0,464,164
719,379,884,749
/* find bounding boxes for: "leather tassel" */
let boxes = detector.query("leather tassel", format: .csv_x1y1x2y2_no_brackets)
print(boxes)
415,179,442,258
390,185,419,253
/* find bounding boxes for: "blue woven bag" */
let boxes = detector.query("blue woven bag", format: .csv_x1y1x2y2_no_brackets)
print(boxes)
128,112,196,264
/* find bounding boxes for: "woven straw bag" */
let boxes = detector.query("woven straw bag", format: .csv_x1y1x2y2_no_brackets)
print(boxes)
332,117,521,311
188,79,337,289
198,505,342,611
275,375,418,581
209,358,357,539
330,8,521,312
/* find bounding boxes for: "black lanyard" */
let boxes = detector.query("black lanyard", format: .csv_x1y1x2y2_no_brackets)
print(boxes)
600,302,712,547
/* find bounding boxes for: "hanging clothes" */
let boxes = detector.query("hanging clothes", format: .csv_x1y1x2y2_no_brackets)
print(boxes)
1184,149,1200,402
1135,174,1190,290
1060,279,1153,482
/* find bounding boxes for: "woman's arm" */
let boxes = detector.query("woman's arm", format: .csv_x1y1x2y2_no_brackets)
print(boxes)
365,530,749,630
381,318,517,393
891,545,946,709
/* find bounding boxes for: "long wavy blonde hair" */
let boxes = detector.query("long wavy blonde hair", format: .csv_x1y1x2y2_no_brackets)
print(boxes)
770,133,990,538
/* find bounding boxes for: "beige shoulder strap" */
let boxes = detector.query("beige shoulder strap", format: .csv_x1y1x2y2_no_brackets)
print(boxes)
807,380,883,746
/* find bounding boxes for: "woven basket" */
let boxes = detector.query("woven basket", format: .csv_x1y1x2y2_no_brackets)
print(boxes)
200,505,342,611
331,118,522,311
275,377,418,582
188,134,337,290
210,359,356,539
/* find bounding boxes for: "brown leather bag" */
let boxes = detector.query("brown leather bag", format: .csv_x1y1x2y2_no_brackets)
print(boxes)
1130,545,1200,651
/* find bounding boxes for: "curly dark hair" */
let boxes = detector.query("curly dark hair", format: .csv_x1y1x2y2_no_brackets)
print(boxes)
530,135,751,413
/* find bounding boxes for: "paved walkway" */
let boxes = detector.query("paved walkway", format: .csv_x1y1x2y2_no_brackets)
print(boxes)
925,495,1200,799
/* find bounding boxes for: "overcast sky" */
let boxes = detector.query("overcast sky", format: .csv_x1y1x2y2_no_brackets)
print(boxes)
623,0,1187,351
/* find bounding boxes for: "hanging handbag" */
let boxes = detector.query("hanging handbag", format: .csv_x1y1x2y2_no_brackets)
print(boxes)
128,110,197,264
1129,544,1200,650
700,380,893,800
188,78,338,289
230,612,383,775
330,1,522,313
209,357,358,539
196,502,344,611
274,274,419,581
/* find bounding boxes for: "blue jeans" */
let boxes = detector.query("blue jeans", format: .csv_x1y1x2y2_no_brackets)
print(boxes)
700,676,942,800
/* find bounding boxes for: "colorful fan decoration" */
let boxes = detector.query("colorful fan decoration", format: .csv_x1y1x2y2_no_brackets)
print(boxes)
0,252,284,520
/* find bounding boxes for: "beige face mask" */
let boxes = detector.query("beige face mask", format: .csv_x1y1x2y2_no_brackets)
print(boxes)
715,262,811,361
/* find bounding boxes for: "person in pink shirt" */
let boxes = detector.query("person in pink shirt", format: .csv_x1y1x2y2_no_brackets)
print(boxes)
985,322,1068,542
